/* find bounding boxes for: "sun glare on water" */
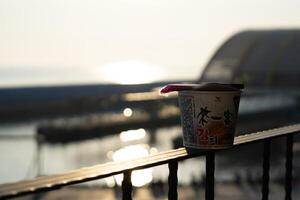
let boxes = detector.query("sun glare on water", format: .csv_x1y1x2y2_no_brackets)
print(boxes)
112,145,152,187
99,60,164,85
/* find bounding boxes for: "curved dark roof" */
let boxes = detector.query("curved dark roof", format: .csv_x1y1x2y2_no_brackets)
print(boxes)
200,29,300,88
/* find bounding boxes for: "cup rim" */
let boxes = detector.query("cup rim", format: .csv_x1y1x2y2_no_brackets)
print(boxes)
178,90,242,95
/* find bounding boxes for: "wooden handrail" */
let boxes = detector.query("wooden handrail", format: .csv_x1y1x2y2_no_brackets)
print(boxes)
1,124,300,199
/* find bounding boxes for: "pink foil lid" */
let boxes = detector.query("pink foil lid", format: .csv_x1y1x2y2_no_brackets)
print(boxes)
160,83,244,94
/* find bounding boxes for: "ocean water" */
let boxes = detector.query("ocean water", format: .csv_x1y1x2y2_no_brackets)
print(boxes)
1,121,299,200
0,123,37,183
0,122,205,186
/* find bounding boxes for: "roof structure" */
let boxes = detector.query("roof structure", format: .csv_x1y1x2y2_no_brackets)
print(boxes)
200,29,300,88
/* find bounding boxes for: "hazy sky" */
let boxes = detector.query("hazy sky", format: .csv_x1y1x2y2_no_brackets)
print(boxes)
1,0,300,87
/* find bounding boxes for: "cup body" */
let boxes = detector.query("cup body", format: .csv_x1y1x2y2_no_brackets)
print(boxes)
178,90,241,149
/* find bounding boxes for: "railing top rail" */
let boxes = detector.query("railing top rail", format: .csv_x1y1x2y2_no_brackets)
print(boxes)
1,124,300,198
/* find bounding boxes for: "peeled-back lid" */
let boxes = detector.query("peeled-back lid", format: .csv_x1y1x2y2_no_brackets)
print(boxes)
160,83,244,94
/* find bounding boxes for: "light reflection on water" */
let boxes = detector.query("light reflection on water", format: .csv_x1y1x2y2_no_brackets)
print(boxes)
112,144,152,187
120,128,146,142
0,124,206,187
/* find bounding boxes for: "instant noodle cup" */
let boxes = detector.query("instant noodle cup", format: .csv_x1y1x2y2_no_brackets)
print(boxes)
160,83,243,150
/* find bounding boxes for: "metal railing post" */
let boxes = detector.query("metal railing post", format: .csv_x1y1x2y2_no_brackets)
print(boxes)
1,125,299,199
262,139,271,200
168,160,178,200
205,151,215,200
122,170,132,200
285,134,294,200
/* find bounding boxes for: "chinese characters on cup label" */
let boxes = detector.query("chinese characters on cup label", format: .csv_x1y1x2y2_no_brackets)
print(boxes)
179,92,240,149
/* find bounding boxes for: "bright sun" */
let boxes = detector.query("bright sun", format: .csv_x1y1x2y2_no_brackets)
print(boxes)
99,60,164,84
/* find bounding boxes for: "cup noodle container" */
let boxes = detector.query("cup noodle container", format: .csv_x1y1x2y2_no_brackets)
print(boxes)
178,90,241,149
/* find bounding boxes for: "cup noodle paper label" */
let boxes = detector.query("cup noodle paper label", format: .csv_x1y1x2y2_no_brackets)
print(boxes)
178,91,241,149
